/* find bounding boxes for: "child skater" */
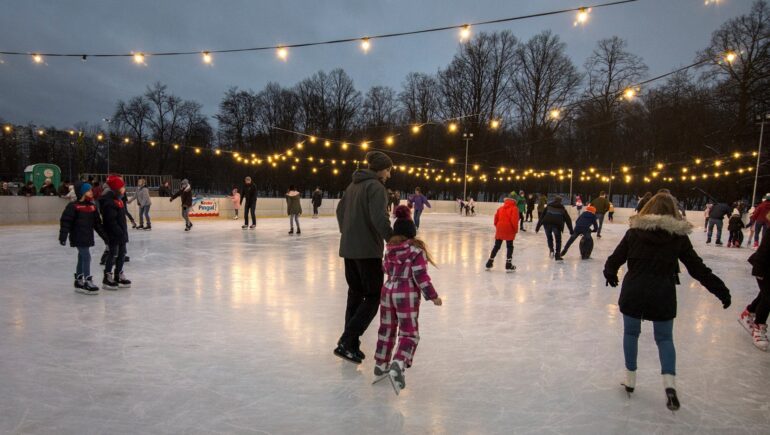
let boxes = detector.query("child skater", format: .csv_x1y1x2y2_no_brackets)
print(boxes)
560,205,598,259
374,205,442,395
485,195,519,272
739,208,770,351
286,185,302,235
727,210,745,248
59,182,107,295
99,175,132,290
604,193,731,411
229,187,241,220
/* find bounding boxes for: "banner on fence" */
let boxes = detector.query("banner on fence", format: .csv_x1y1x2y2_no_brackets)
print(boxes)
189,197,219,217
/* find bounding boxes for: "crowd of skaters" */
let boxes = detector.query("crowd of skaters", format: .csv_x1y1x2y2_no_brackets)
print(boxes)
3,148,761,407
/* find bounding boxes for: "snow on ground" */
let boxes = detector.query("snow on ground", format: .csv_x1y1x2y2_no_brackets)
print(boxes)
0,213,768,434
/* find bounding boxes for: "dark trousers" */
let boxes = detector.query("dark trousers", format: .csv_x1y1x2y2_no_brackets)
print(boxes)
748,278,770,325
707,218,723,242
728,230,743,246
544,224,562,254
244,202,256,226
489,239,514,260
519,211,526,230
526,209,533,222
537,210,545,221
313,204,319,216
105,242,126,275
596,213,605,235
340,258,384,349
562,229,592,255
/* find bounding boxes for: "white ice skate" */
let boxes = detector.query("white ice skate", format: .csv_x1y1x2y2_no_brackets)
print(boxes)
752,324,769,352
739,309,756,334
372,364,390,385
388,362,405,396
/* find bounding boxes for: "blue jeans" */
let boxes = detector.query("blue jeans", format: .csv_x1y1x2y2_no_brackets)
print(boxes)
76,247,91,277
290,214,300,231
414,208,423,229
139,205,151,227
596,213,605,235
755,222,768,243
623,314,676,375
707,218,723,242
544,224,562,254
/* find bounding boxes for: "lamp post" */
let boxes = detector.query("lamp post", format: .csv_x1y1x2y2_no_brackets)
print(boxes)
462,132,473,202
102,118,112,173
752,113,770,207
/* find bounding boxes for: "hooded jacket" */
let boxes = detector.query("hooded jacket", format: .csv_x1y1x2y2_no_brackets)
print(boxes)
134,185,152,207
286,190,302,215
336,169,393,259
708,203,731,220
748,229,770,278
98,189,129,244
574,211,599,234
383,241,439,301
171,184,193,208
241,183,257,206
494,199,519,241
604,214,730,321
536,202,574,233
591,196,610,215
312,189,323,207
751,200,770,225
728,215,745,232
59,199,107,247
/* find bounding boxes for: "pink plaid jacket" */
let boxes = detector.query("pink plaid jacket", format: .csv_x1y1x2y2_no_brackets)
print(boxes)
383,241,439,301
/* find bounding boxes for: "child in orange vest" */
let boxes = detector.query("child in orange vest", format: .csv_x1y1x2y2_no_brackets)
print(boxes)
485,195,519,272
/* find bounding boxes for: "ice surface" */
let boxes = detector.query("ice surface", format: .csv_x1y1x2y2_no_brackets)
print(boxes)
0,214,769,434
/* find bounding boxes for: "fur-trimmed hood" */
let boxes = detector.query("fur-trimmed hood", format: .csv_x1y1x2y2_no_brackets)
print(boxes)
629,214,693,236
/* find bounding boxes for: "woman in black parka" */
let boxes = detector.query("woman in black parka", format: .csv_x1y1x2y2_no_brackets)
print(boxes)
604,193,731,411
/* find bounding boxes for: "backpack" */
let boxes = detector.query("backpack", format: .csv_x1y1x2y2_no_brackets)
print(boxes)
579,235,593,259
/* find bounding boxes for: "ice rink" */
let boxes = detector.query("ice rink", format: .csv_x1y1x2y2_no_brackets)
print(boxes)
1,213,769,434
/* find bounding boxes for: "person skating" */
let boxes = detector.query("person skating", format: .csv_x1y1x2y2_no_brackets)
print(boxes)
536,193,547,221
604,193,731,411
229,187,241,220
727,211,745,248
636,192,652,213
560,205,599,259
750,194,770,247
286,185,302,234
706,200,731,245
485,195,519,272
128,178,151,230
740,216,770,351
526,194,536,222
591,191,610,238
240,176,257,229
311,187,323,218
373,205,442,394
608,202,615,222
62,184,77,202
535,196,573,261
407,187,431,229
514,190,527,231
59,182,108,295
468,197,476,216
334,151,394,364
99,175,132,290
390,191,401,217
575,194,583,214
170,179,193,231
158,181,172,197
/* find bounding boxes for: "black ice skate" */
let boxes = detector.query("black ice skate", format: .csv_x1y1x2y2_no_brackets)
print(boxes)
144,225,151,231
135,225,144,230
333,343,362,365
242,225,248,229
485,259,494,270
116,272,131,288
288,229,294,235
505,260,516,273
296,229,301,235
77,276,100,295
621,370,636,397
102,272,118,290
665,388,680,412
74,274,85,289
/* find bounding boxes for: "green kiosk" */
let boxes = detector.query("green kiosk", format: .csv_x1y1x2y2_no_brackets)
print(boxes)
24,163,61,193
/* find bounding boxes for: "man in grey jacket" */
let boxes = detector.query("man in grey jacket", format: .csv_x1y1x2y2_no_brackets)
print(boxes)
334,151,394,364
128,178,152,230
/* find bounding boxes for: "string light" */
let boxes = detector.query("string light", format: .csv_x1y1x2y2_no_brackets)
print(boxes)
215,149,221,155
324,140,331,147
309,136,317,143
385,136,395,145
32,54,43,64
202,51,212,64
361,141,369,150
448,122,458,133
361,38,371,53
173,144,180,150
490,119,500,130
133,52,145,64
37,129,44,136
277,47,288,61
714,160,722,167
195,148,201,154
411,125,421,134
448,158,456,164
4,125,13,133
623,87,636,100
549,109,561,120
574,7,591,26
725,51,737,64
341,142,348,150
460,24,472,41
695,158,702,165
124,137,130,144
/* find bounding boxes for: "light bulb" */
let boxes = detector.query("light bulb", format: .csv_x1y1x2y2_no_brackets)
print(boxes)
361,38,371,53
32,54,43,64
448,122,458,133
460,25,471,41
202,52,212,64
623,88,636,100
277,47,288,61
549,109,561,120
725,51,737,63
133,52,145,64
385,136,394,145
574,7,590,26
490,119,500,129
411,125,420,134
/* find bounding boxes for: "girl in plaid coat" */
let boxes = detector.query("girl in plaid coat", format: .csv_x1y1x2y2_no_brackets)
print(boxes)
374,205,442,394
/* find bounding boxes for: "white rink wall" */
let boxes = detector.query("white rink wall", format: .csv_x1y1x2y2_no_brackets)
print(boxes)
0,196,709,227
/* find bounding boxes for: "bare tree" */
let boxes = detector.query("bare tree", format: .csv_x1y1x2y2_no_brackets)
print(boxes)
144,82,184,174
328,68,361,134
399,72,440,124
360,86,399,129
113,96,152,172
214,87,260,150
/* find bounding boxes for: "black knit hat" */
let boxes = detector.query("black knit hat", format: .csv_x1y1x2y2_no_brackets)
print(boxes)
366,151,393,172
393,205,417,239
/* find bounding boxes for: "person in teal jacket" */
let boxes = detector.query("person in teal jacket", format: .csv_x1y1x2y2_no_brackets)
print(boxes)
510,190,528,232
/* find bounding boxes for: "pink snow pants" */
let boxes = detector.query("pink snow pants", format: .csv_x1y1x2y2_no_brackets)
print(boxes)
375,283,421,368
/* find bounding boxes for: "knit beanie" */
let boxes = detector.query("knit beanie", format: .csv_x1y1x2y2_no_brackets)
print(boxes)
106,175,124,192
76,182,92,198
504,195,516,203
366,151,393,172
585,205,596,214
393,205,417,239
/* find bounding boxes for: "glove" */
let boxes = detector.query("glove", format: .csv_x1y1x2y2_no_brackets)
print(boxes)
604,271,619,287
721,295,731,309
169,198,173,202
60,240,66,246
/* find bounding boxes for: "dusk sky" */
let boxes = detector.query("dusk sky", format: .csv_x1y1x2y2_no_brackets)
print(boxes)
0,0,751,128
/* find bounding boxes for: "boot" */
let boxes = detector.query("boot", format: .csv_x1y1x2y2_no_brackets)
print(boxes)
505,260,516,273
77,276,100,295
752,324,769,351
135,225,144,230
144,225,151,231
102,272,118,290
74,274,85,289
485,258,494,270
663,374,680,411
621,370,636,394
115,272,132,289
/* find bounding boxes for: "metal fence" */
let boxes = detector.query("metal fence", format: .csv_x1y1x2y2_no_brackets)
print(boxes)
80,173,173,191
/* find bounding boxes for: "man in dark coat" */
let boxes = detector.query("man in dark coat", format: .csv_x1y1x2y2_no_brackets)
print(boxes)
590,191,611,238
240,176,258,229
535,196,574,261
707,201,731,245
334,151,394,364
311,187,323,218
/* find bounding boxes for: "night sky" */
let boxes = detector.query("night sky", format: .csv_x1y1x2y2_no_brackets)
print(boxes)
0,0,750,128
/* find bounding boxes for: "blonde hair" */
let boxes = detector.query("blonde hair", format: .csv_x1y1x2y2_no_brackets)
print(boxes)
639,193,681,219
388,235,437,266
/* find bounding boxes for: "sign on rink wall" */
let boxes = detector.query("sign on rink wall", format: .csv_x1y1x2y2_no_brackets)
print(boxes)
189,197,219,217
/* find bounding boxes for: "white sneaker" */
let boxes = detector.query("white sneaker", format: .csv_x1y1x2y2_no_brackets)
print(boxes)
752,324,769,351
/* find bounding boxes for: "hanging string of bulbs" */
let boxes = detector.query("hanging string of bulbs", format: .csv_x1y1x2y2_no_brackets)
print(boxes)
3,1,637,65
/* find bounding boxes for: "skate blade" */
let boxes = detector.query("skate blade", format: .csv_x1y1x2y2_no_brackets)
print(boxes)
372,374,389,385
388,374,402,396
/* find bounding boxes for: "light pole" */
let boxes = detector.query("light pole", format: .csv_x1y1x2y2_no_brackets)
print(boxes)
752,113,770,207
102,118,112,174
462,132,473,202
569,168,573,204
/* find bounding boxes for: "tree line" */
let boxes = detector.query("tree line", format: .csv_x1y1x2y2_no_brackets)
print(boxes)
1,0,768,203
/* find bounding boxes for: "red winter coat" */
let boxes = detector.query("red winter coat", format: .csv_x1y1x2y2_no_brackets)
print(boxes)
751,201,770,225
494,200,519,241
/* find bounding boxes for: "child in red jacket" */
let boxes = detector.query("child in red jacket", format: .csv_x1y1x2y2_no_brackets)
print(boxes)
485,195,519,272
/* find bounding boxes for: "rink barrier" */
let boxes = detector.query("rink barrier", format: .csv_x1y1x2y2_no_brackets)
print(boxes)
0,196,709,227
